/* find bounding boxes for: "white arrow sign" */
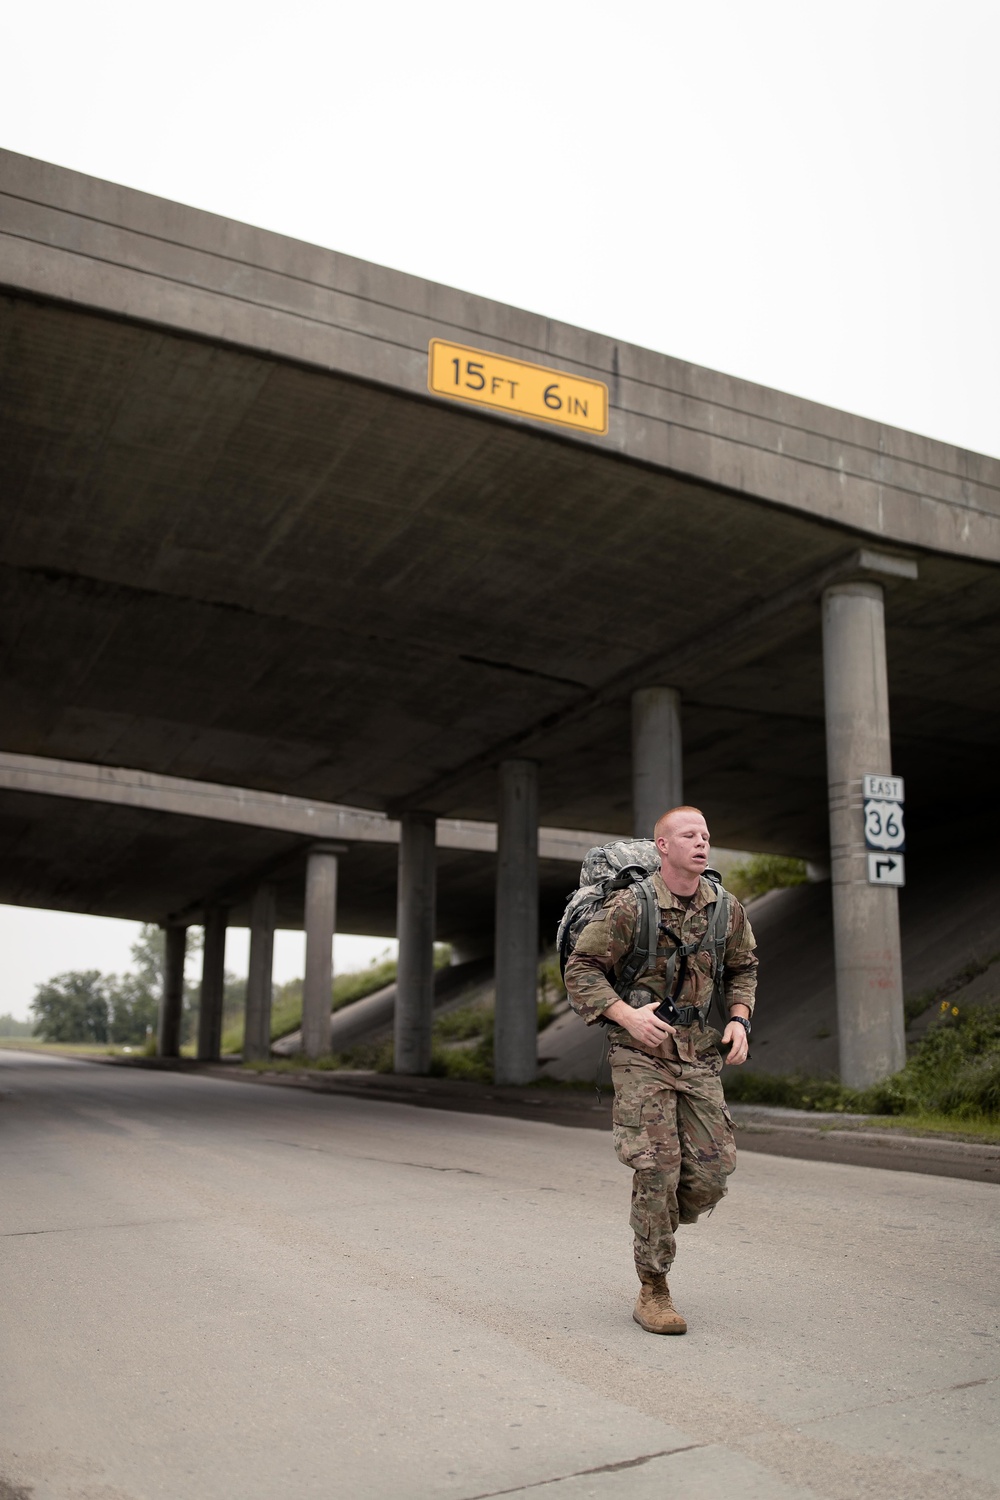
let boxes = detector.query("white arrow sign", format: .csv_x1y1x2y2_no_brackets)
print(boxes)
867,853,905,886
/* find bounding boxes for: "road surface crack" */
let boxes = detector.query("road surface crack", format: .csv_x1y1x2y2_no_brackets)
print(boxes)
460,1444,707,1498
1,1217,199,1237
262,1138,484,1173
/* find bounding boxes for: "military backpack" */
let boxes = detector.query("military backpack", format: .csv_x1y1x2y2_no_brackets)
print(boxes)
556,838,731,1028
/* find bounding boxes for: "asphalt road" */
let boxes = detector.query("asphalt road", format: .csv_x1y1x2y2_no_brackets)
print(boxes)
1,1051,997,1500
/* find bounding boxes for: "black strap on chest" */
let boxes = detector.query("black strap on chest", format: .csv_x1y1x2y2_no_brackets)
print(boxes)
613,874,730,1028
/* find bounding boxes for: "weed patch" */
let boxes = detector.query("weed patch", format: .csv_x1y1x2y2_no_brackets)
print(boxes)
258,988,556,1083
727,855,807,903
903,951,1000,1027
220,951,447,1055
727,1003,1000,1121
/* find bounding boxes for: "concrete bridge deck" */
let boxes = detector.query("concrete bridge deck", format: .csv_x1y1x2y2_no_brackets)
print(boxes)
1,1050,997,1500
4,147,1000,1082
3,146,1000,853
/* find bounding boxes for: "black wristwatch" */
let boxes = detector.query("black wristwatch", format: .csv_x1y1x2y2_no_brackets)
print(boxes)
729,1016,751,1036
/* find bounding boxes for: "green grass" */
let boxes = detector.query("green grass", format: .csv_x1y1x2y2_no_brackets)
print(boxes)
537,953,566,1003
726,854,808,904
817,1111,1000,1144
724,1070,870,1113
0,1038,143,1058
250,989,561,1083
242,1054,375,1074
433,1002,493,1042
219,951,445,1055
727,1003,1000,1124
903,950,1000,1026
424,996,559,1083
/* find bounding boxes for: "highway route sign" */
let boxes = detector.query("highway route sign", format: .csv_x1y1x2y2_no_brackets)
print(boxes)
428,339,609,435
864,798,905,851
864,774,904,801
868,852,905,886
863,771,905,853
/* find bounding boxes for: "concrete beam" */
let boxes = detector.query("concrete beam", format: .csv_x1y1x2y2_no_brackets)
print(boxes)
0,750,611,865
3,149,997,564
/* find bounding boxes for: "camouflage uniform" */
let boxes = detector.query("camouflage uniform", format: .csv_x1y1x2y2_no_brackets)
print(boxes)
564,870,757,1275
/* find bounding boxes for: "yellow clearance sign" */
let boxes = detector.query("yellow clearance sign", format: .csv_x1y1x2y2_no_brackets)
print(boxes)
428,339,609,435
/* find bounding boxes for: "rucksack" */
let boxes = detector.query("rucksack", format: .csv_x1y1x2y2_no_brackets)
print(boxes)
556,838,730,1027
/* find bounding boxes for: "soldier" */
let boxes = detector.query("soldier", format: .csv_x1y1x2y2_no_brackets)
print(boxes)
564,805,756,1335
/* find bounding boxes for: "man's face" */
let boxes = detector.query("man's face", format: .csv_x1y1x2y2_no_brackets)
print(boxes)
656,813,711,876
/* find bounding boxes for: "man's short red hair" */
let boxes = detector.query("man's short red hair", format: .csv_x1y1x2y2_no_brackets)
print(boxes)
653,805,706,842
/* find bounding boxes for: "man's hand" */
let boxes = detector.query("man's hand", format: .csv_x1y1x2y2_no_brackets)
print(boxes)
721,1019,749,1066
603,998,675,1052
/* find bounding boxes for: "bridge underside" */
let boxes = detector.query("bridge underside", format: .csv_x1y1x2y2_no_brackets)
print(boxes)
0,783,578,950
4,146,1000,1085
3,292,1000,905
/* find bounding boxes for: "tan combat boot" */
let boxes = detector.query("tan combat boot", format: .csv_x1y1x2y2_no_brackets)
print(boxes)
633,1273,687,1335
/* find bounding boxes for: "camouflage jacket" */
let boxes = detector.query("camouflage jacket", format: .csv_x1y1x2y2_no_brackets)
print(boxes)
564,871,757,1058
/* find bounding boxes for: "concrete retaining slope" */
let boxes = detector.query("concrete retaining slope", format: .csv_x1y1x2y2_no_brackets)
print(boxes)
271,956,493,1055
538,849,1000,1081
269,852,1000,1077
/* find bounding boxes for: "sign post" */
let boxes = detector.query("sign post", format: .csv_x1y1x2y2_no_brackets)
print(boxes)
863,773,905,885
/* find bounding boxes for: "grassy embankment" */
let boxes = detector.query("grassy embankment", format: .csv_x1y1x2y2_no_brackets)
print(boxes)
218,954,410,1056
244,954,565,1081
242,889,1000,1142
725,989,1000,1142
716,856,1000,1140
9,854,1000,1142
0,1037,144,1057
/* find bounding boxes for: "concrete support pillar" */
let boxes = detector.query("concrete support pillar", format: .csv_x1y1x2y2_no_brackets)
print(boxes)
394,812,438,1076
822,581,905,1087
494,760,539,1086
632,686,683,839
243,883,277,1063
196,906,228,1062
157,925,187,1059
301,844,345,1060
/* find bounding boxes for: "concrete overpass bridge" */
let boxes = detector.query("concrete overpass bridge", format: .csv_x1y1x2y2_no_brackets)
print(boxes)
2,148,999,1086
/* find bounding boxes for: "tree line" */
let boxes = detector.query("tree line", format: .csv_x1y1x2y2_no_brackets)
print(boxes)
26,924,246,1045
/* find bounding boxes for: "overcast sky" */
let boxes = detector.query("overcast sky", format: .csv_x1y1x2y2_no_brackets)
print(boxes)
2,0,997,1017
0,907,393,1022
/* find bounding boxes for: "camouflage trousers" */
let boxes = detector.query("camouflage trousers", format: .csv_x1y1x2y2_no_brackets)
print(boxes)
610,1041,736,1275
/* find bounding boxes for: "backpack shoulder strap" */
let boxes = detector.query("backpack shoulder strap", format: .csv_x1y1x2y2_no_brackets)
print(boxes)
705,880,730,955
703,878,731,1025
615,878,659,996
